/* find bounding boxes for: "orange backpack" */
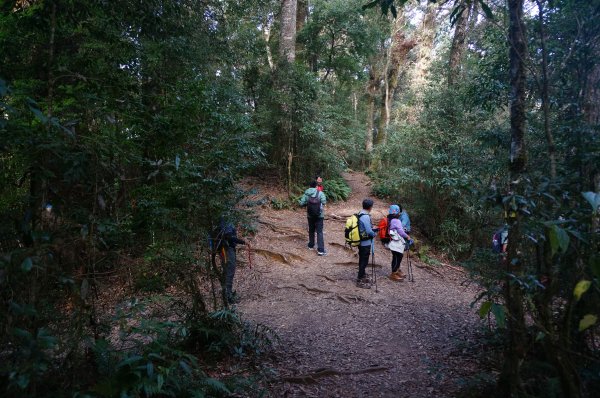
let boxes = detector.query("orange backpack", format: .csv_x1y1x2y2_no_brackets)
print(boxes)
378,217,390,241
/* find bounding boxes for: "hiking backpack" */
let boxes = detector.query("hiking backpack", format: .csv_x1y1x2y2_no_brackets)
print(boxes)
377,217,390,242
307,192,321,218
492,229,504,253
345,213,369,246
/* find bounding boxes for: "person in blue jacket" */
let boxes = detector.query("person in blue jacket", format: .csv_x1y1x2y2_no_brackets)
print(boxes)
356,199,378,289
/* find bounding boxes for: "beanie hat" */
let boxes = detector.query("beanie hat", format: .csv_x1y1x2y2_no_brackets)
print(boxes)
389,204,400,215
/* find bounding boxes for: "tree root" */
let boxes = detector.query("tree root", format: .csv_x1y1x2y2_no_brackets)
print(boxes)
281,366,390,384
329,242,354,251
298,283,334,294
335,293,369,304
316,274,336,282
415,263,444,278
253,248,304,265
258,220,305,236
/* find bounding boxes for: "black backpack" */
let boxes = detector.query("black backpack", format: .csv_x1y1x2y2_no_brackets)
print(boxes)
307,192,321,217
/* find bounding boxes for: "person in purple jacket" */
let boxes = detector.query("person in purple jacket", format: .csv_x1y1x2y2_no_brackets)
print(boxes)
387,205,412,281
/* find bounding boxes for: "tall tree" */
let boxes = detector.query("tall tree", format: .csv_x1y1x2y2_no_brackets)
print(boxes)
500,0,527,395
408,1,438,121
279,0,298,62
448,0,471,86
375,12,415,147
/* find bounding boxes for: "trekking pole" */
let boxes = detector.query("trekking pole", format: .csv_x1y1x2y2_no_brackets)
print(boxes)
371,239,378,292
407,246,414,282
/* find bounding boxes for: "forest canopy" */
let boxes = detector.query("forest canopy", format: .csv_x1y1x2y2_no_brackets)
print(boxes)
1,0,599,396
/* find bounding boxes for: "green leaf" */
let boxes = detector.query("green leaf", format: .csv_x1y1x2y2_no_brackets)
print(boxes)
147,362,154,378
548,225,569,256
478,301,492,318
179,360,192,374
478,0,494,19
582,191,600,213
579,314,597,332
21,257,33,272
491,303,506,328
573,280,591,301
27,100,48,124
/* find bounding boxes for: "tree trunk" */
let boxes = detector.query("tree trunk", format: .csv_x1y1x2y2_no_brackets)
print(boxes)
262,16,274,70
408,2,437,122
582,17,600,228
279,0,297,63
536,0,557,179
500,0,528,395
448,0,470,87
365,70,377,154
375,12,415,147
296,0,307,33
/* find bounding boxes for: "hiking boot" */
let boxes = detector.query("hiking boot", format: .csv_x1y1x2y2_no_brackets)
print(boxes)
389,272,402,281
397,270,406,278
307,244,314,250
317,250,327,256
359,275,371,283
356,279,371,289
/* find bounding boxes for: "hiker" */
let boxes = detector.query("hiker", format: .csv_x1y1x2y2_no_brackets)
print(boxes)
399,204,411,233
299,180,327,256
215,218,246,304
316,176,324,192
387,205,412,281
492,224,509,255
356,198,378,289
377,208,395,248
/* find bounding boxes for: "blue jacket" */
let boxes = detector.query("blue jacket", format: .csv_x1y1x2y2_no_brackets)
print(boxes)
299,187,327,218
400,211,411,233
357,210,376,247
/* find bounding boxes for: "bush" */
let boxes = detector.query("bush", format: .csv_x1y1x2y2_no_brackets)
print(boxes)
321,178,351,202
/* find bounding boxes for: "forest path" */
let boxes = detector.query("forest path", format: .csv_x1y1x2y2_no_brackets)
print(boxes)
237,172,483,397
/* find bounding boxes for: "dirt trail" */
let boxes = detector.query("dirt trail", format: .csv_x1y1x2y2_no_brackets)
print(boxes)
237,172,483,397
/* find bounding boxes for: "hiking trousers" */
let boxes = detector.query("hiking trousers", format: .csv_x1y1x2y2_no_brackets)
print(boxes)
307,216,325,252
391,250,404,273
357,244,371,279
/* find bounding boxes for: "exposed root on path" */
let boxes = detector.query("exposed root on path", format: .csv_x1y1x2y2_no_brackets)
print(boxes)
329,242,354,251
253,248,305,265
280,366,390,384
316,274,336,282
298,283,335,294
333,293,371,304
415,263,444,278
259,220,305,237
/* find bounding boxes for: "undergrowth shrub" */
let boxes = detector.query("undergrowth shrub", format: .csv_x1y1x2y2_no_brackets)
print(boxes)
321,178,351,202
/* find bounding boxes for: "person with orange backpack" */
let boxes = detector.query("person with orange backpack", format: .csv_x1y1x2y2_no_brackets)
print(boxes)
387,205,413,281
378,203,410,247
377,210,394,248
